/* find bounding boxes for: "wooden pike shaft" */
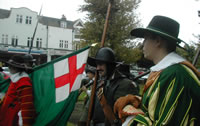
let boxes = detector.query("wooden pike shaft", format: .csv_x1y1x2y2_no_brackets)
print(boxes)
100,2,112,47
87,1,113,126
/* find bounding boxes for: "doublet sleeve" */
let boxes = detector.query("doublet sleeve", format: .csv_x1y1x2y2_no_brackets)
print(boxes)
114,78,139,103
16,77,36,125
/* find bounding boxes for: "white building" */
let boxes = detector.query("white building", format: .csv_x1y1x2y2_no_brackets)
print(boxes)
0,7,84,64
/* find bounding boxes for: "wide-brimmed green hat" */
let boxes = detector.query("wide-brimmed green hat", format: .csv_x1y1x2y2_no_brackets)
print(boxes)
131,15,182,44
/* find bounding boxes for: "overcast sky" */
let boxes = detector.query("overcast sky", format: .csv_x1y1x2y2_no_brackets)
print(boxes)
0,0,199,44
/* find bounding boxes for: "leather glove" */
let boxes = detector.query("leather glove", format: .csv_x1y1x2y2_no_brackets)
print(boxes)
114,94,141,122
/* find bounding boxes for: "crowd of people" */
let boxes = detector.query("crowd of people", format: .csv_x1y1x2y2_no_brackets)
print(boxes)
0,15,200,126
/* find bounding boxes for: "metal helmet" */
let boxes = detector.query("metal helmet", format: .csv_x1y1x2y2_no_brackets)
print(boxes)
95,47,115,63
23,54,36,62
85,65,96,74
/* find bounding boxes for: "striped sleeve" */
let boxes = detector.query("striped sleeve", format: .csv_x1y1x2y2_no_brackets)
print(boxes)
17,86,36,125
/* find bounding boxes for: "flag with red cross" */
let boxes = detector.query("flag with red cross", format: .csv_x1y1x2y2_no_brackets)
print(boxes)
31,46,90,126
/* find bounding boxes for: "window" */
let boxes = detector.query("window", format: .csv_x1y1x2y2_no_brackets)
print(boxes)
59,40,64,48
5,35,8,44
64,41,68,48
16,15,23,23
26,16,32,24
36,38,42,48
74,28,80,34
60,22,67,28
11,36,18,46
1,34,4,44
1,34,8,44
27,37,32,47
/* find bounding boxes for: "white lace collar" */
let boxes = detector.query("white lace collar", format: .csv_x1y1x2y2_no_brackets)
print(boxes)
10,72,29,83
150,52,186,72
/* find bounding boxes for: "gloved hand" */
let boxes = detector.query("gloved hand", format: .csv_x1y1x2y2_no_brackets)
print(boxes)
114,94,141,122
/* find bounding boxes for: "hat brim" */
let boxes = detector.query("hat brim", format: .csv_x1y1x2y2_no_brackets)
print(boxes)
131,28,181,43
1,59,33,70
87,57,118,67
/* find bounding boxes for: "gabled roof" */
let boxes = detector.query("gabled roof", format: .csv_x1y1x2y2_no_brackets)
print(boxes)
0,9,10,19
73,19,84,28
38,15,75,29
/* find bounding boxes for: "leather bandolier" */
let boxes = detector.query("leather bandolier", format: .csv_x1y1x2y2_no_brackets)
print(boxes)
89,71,139,126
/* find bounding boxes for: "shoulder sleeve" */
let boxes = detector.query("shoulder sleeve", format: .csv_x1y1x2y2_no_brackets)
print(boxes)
16,77,32,89
114,78,139,102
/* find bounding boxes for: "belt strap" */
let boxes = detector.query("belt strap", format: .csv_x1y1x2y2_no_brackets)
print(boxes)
97,87,118,125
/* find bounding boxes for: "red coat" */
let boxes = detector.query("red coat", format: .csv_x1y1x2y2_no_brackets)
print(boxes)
0,74,36,126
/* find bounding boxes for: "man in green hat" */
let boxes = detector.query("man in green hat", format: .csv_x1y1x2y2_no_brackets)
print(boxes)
114,15,200,125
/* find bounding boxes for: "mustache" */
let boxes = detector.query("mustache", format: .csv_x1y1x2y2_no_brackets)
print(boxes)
97,70,104,72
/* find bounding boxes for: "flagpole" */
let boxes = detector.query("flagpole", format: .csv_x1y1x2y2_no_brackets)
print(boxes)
87,0,113,125
28,5,43,54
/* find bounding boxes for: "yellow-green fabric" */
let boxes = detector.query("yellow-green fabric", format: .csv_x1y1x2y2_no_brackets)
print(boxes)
132,63,200,126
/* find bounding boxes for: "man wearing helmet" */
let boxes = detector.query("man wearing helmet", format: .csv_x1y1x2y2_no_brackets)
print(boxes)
23,54,36,68
85,47,139,126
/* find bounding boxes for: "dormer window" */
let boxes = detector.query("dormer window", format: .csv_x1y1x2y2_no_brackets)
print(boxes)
60,21,67,28
60,14,67,28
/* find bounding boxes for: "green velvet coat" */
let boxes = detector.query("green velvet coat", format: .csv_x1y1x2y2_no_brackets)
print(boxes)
132,63,200,126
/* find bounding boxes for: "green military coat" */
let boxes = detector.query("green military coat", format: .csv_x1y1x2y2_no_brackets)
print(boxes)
131,63,200,125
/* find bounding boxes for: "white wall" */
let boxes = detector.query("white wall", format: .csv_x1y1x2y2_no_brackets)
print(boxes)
48,26,73,50
0,7,47,48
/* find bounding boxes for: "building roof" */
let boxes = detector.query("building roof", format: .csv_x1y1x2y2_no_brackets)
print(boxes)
0,8,83,29
38,15,75,29
0,8,10,19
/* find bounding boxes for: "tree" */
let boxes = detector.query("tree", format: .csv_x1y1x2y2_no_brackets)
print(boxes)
79,0,142,63
191,34,200,68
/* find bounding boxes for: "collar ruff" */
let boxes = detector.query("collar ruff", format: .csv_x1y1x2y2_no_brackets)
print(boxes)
150,52,185,71
10,72,29,83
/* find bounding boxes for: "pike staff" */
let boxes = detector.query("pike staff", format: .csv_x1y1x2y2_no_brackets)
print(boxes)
87,0,113,125
28,5,43,54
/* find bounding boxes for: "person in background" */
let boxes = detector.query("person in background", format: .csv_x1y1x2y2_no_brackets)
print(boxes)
80,65,96,97
114,15,200,125
0,54,36,126
78,65,96,125
23,54,36,68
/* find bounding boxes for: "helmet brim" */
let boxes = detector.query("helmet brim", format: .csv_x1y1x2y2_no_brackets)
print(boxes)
87,57,118,67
